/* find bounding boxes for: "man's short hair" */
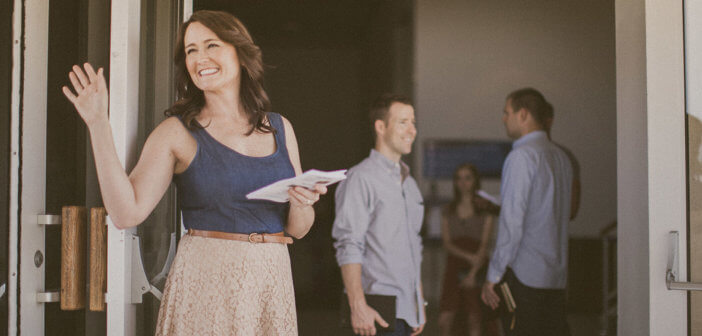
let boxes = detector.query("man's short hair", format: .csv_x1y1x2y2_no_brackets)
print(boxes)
369,93,412,138
507,88,552,129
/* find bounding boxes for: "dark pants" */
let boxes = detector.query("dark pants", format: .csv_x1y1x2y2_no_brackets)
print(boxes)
378,319,413,336
503,269,570,336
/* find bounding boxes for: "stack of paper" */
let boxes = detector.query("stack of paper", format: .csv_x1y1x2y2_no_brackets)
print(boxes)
246,169,347,203
477,190,501,206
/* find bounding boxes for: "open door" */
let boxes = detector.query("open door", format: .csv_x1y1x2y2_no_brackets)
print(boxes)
13,0,190,335
16,1,111,335
105,0,189,335
643,0,702,335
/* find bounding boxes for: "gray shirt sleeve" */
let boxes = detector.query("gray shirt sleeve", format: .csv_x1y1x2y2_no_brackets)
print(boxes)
332,170,373,266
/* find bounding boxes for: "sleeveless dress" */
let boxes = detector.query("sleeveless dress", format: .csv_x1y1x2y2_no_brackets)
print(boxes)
439,210,499,336
155,113,298,336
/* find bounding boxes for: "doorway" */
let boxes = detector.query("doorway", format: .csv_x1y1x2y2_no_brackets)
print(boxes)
191,2,414,333
189,1,616,335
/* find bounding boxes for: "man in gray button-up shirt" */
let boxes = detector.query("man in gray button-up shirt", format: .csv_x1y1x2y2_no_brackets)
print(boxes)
333,94,425,336
482,88,573,335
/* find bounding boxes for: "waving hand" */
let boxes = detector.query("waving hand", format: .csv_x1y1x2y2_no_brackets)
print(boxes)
62,63,108,127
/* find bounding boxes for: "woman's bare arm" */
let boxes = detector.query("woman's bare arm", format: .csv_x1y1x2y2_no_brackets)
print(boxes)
63,63,183,229
281,117,326,239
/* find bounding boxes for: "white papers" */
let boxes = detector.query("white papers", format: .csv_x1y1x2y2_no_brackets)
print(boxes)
477,189,501,206
246,169,347,203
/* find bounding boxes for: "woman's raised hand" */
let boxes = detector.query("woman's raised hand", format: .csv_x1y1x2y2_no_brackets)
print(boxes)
62,63,109,127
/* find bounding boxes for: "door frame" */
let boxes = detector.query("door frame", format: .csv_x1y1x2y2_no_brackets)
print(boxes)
617,0,688,334
104,1,190,335
103,0,142,334
14,0,50,335
8,0,22,334
684,0,702,331
645,0,688,333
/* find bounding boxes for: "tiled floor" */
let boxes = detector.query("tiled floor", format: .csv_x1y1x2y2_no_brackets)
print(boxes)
298,309,602,336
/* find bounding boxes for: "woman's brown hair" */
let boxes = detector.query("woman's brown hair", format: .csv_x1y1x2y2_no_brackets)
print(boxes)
165,10,273,135
447,163,499,216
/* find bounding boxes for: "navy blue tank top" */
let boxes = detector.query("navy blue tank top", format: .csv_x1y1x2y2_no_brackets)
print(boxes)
174,112,295,234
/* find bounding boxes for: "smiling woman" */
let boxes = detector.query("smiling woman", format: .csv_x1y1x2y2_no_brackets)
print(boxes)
168,11,272,136
184,23,242,92
61,9,327,336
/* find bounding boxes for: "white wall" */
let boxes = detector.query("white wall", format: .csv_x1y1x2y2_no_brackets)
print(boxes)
415,0,617,237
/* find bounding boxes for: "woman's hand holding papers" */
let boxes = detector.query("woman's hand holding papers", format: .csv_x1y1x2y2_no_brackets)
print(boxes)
254,169,342,239
288,184,327,208
286,183,327,238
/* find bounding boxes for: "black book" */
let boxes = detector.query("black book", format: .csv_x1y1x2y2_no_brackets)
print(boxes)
340,294,396,332
481,281,517,330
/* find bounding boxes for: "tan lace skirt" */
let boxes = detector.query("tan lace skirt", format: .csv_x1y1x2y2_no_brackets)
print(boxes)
155,234,298,335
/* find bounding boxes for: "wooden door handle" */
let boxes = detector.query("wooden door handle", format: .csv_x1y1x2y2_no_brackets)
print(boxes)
61,206,87,310
89,207,107,311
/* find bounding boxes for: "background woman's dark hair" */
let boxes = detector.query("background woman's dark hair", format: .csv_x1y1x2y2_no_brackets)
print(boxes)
506,87,552,129
165,10,273,135
447,163,499,216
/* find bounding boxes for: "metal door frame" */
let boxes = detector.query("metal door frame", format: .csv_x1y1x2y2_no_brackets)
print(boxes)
12,0,50,335
645,0,688,334
105,1,191,335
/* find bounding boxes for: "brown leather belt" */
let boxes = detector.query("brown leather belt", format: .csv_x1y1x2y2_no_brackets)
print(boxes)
188,229,293,244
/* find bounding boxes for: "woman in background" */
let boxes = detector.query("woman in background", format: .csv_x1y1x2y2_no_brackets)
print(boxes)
438,164,498,336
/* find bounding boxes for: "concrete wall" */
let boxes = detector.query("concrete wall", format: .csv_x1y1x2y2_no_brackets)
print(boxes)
414,0,616,237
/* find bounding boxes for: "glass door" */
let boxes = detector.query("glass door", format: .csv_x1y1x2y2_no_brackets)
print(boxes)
15,0,187,334
105,0,189,335
649,0,702,335
45,1,111,335
17,0,112,335
134,0,183,334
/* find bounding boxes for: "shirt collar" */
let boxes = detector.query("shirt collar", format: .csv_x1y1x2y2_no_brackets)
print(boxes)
513,130,548,148
369,149,410,181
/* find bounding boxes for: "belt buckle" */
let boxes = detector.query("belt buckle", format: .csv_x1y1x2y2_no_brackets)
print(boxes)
248,233,259,243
